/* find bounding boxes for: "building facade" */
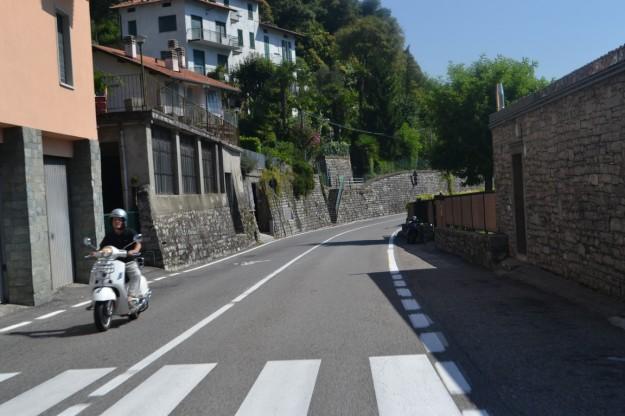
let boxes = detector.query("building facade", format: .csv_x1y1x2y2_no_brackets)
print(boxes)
0,0,102,305
490,45,625,299
113,0,297,76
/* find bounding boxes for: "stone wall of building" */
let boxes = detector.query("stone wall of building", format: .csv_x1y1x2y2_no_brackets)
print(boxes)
435,228,508,269
491,49,625,298
136,188,256,270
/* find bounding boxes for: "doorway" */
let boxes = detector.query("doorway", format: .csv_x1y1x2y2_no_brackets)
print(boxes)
511,153,527,255
225,173,244,233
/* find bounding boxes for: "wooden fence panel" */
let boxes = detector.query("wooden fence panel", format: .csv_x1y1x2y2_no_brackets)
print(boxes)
471,194,485,230
461,196,472,228
485,193,497,232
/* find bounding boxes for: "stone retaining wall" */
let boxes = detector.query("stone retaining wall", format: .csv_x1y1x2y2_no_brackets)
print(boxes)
435,228,508,269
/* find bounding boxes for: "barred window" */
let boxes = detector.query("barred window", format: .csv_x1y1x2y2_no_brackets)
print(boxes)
202,142,217,193
152,127,175,194
180,135,198,193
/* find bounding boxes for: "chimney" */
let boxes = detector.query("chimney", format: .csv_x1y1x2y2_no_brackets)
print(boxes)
496,82,505,111
165,49,179,72
124,35,137,59
175,47,186,69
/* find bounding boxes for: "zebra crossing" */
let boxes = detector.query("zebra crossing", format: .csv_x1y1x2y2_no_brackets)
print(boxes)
0,354,487,416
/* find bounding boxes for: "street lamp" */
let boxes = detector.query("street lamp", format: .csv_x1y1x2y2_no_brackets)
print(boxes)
136,35,147,110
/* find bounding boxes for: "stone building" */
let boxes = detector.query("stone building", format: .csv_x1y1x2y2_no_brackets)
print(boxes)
0,0,102,305
490,45,625,298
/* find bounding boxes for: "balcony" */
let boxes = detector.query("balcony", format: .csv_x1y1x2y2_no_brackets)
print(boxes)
98,73,239,146
187,28,241,51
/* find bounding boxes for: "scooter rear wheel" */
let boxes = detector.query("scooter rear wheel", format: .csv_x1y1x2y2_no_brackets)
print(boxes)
94,300,114,331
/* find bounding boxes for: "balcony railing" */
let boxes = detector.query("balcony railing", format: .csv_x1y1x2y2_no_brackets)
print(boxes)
100,73,239,146
187,28,240,51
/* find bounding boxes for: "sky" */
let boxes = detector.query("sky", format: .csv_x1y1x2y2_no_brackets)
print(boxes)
380,0,625,81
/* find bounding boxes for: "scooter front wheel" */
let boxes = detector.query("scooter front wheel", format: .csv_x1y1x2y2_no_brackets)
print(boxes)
94,300,114,331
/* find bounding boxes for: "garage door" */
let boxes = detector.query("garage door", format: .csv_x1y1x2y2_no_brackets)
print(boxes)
44,157,74,289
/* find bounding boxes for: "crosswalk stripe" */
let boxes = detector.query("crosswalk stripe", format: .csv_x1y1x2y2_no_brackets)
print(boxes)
56,403,91,416
235,360,321,416
370,355,461,416
99,364,216,416
0,373,19,383
0,368,114,416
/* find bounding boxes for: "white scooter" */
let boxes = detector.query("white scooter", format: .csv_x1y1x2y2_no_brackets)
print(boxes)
83,235,152,331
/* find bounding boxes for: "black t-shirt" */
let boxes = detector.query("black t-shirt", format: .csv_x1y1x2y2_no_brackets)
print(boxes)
99,228,138,263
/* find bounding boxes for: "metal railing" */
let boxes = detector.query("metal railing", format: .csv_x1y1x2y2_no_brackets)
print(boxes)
101,73,239,146
187,28,240,50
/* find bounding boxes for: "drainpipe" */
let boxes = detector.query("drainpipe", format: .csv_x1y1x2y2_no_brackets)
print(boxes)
119,126,130,210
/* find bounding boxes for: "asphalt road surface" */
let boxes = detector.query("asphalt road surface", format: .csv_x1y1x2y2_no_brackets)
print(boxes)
0,214,623,415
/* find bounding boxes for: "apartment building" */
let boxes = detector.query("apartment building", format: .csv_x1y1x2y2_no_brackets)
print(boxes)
0,0,103,305
112,0,298,76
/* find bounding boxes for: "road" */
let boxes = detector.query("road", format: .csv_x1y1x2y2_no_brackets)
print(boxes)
0,214,624,415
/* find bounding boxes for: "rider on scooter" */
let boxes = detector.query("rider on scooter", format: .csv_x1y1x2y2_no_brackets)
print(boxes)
97,208,146,305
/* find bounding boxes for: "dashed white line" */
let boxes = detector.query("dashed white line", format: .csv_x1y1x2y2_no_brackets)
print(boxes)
420,332,447,353
0,321,32,333
71,301,91,308
153,276,168,281
0,373,19,383
393,280,407,287
435,361,472,395
401,299,420,311
35,310,66,320
408,313,432,329
396,288,412,297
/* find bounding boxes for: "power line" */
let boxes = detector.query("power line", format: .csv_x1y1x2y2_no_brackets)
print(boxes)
300,110,400,140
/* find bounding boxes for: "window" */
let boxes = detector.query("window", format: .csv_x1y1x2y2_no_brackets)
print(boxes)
190,15,203,39
281,40,292,63
248,3,253,19
180,136,198,194
162,1,172,6
128,7,135,12
56,12,72,86
216,21,226,38
202,143,217,193
237,29,243,47
128,20,137,36
152,127,176,194
249,32,255,49
264,35,270,59
193,49,205,74
217,54,228,71
158,15,177,32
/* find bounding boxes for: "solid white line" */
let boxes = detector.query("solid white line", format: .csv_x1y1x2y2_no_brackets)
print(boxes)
401,299,420,311
71,301,91,308
462,410,490,416
235,360,321,416
409,313,432,329
153,276,168,281
91,221,382,397
370,355,461,416
0,321,31,333
435,361,472,395
396,288,412,297
100,364,216,416
56,403,91,416
35,310,66,320
0,373,19,383
169,273,180,277
420,332,447,353
0,368,114,416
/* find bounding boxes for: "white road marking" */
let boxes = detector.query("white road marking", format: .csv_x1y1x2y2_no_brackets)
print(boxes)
409,313,432,329
0,368,114,416
71,301,91,308
396,288,412,297
56,403,91,416
393,280,407,287
35,310,66,320
153,276,168,281
401,299,420,311
462,410,490,416
435,361,472,394
0,321,31,333
100,364,216,416
0,373,19,383
391,273,403,280
169,273,180,277
240,260,271,266
370,355,461,416
91,222,382,397
235,360,321,416
420,332,447,353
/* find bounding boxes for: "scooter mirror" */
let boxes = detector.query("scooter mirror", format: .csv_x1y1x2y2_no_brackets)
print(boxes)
134,234,143,242
83,237,92,247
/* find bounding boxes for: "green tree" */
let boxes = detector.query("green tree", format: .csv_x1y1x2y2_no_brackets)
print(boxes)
425,55,549,190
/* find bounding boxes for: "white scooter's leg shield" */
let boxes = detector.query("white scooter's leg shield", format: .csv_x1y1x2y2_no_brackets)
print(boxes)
93,287,117,302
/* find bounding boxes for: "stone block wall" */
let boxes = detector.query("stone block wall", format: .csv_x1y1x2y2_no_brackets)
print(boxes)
136,188,256,270
435,228,508,269
320,156,353,187
492,64,625,298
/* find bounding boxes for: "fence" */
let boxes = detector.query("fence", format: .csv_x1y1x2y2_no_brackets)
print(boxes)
433,192,497,232
102,73,239,146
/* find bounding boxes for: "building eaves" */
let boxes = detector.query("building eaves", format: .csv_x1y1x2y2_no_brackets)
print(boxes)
260,22,303,38
93,44,240,93
111,0,234,12
490,43,625,128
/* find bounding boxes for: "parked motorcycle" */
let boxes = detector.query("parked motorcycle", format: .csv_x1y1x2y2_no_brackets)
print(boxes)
401,216,434,244
83,235,151,331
